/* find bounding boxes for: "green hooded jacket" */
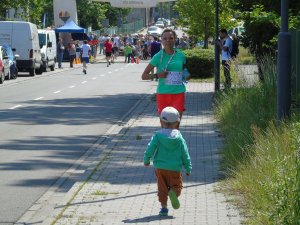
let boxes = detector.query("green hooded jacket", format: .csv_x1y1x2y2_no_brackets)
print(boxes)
144,129,192,174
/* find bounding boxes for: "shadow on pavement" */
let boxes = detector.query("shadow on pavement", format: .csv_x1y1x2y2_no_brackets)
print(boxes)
122,215,174,223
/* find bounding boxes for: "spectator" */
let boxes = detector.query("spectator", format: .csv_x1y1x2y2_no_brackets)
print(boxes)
57,38,64,69
150,36,162,81
68,39,76,68
124,43,135,63
230,33,239,59
219,28,233,89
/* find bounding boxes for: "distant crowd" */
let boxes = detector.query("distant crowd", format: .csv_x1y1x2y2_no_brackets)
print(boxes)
83,32,197,62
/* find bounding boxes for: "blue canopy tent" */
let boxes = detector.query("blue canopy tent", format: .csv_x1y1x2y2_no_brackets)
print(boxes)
55,19,90,61
55,19,86,33
55,19,90,42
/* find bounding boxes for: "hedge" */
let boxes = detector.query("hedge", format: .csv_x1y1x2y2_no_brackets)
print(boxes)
183,48,214,78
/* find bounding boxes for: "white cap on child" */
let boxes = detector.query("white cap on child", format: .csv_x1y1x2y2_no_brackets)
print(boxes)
160,106,180,123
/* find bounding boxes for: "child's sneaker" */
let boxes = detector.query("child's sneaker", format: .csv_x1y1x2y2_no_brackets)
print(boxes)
159,207,168,216
168,190,180,209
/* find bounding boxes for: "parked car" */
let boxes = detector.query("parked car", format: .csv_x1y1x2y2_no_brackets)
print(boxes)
1,44,19,79
0,21,42,76
155,21,165,28
165,19,171,26
0,46,10,83
147,26,163,36
0,55,5,84
38,29,57,72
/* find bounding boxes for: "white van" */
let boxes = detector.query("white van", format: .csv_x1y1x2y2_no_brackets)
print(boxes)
0,21,42,76
38,29,57,72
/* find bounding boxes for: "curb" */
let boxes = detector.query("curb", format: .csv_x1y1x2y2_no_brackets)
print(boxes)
16,83,156,225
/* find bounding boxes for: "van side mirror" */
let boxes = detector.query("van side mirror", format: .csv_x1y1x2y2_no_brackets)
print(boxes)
47,42,52,48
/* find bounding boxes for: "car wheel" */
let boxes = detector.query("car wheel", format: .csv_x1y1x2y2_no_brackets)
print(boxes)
29,68,35,76
5,69,11,80
12,67,18,79
43,60,51,72
36,68,43,75
0,70,4,84
15,67,18,79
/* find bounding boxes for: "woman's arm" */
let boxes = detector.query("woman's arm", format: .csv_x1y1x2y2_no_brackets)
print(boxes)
141,64,155,80
141,64,168,80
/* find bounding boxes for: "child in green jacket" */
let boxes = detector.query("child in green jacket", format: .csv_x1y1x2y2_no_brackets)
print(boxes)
144,106,192,216
124,43,133,63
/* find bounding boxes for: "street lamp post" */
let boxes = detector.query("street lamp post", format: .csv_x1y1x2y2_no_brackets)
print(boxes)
277,0,291,120
214,0,220,91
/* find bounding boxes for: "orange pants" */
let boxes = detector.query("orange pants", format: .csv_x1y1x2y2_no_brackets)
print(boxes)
155,168,183,206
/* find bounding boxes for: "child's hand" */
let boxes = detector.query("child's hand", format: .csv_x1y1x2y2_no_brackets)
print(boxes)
186,173,190,176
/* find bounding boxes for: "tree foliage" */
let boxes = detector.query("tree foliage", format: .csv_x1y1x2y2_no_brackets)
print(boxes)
0,0,22,20
174,0,235,49
0,1,131,30
230,0,300,80
77,0,107,29
77,1,130,30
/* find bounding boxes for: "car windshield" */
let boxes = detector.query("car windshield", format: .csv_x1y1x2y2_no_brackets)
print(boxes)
2,45,13,60
148,27,158,31
38,33,46,46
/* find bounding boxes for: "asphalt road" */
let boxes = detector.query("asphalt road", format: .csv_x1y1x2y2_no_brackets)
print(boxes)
0,61,153,224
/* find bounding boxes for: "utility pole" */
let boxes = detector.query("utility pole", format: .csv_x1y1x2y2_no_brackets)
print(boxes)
214,0,220,91
277,0,291,120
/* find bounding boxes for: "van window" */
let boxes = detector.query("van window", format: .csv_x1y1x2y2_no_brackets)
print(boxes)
38,33,46,46
3,48,8,57
47,34,50,44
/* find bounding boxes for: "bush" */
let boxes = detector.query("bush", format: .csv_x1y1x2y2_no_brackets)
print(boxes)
184,48,214,78
214,58,277,169
230,122,300,225
215,58,300,224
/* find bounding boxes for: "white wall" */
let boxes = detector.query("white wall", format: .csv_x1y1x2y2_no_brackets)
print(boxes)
53,0,78,27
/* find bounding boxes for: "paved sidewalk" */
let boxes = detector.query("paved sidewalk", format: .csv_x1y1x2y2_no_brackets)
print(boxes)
39,82,242,225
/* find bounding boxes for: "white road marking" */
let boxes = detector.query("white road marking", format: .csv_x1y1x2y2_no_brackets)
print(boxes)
9,105,22,110
54,90,61,94
34,97,44,101
108,71,112,74
82,81,87,84
92,77,97,80
114,69,119,72
100,74,105,77
69,85,76,88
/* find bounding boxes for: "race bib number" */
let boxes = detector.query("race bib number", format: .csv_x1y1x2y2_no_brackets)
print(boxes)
165,71,183,85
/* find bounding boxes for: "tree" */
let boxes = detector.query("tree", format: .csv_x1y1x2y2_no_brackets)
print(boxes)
0,0,23,20
230,0,300,81
77,1,130,30
0,0,54,27
174,0,235,49
103,4,130,27
77,0,107,30
0,1,130,30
